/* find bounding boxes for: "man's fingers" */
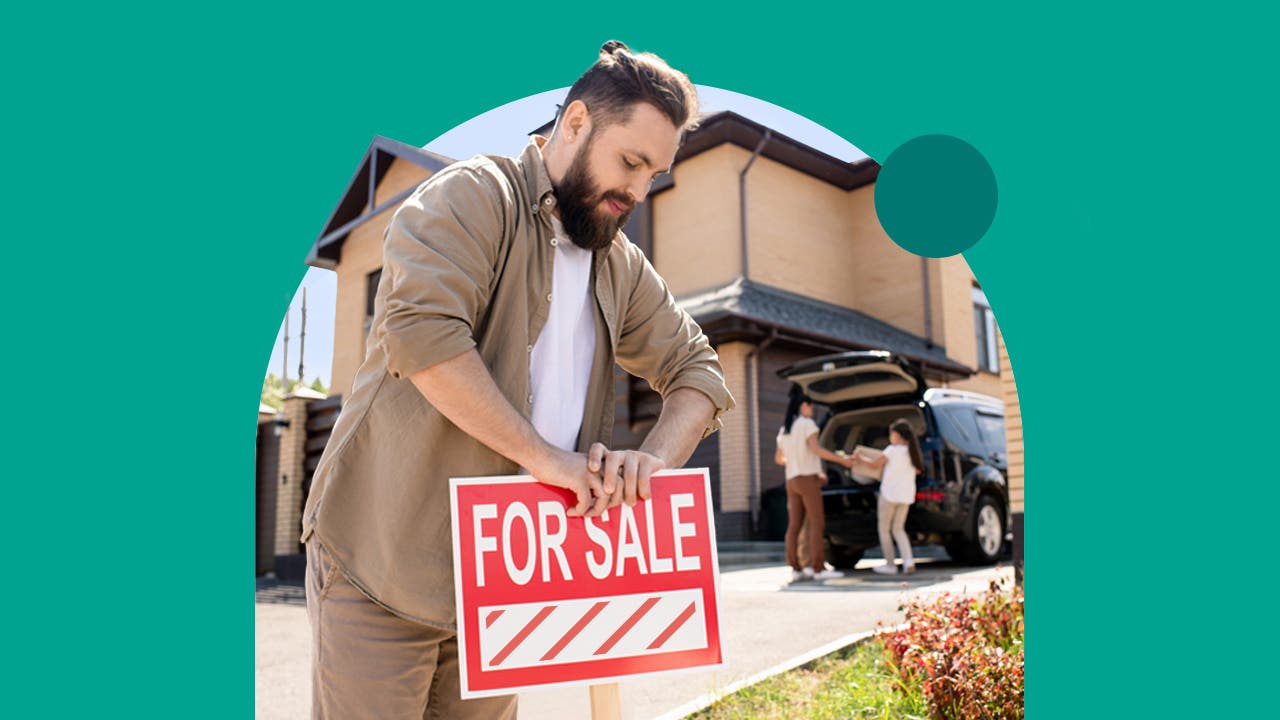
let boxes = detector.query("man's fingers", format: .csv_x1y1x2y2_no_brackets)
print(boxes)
623,453,640,506
607,482,625,509
566,482,590,517
638,455,664,501
588,442,607,474
602,452,624,496
589,478,610,516
585,470,608,517
638,465,653,501
607,459,625,509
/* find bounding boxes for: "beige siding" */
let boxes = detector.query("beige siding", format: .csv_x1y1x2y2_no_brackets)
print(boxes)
652,145,743,296
998,332,1024,513
330,158,435,398
935,257,980,371
716,342,752,513
846,185,933,338
942,257,1001,397
748,155,860,310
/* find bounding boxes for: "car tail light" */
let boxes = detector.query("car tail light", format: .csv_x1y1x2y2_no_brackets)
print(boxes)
916,490,945,502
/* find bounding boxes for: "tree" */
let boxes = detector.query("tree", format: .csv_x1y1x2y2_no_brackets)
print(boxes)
261,373,286,411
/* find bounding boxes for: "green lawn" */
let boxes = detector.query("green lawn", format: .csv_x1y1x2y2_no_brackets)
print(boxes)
690,639,930,720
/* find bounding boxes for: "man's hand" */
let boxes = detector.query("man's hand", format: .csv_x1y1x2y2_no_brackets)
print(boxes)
587,443,666,508
409,350,616,517
527,447,609,517
578,388,713,510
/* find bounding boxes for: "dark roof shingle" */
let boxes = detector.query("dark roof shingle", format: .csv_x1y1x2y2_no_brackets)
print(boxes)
680,279,972,377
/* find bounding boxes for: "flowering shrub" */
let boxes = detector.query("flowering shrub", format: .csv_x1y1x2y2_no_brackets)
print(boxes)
880,578,1024,720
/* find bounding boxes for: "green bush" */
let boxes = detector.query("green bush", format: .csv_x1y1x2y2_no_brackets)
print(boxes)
880,579,1024,720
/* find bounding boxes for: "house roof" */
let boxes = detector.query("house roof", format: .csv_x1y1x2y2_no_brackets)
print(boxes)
679,278,973,379
673,111,878,191
307,137,455,269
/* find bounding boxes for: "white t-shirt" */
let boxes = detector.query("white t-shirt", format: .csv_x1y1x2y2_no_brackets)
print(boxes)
529,216,597,452
879,443,917,504
777,416,823,479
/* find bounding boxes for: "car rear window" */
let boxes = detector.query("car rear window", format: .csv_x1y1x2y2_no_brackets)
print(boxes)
975,411,1007,455
935,405,986,457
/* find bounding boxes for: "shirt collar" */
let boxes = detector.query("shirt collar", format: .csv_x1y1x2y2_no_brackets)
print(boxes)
520,135,557,215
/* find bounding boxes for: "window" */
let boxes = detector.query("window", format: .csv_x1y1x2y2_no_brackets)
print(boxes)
364,268,382,339
974,411,1007,457
972,285,998,373
936,406,986,457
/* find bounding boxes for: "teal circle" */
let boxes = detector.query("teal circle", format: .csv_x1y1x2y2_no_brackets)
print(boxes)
874,134,998,257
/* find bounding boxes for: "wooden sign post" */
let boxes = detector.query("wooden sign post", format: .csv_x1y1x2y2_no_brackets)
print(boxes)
590,682,622,720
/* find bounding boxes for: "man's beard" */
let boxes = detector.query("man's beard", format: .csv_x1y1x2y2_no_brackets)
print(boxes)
553,135,634,251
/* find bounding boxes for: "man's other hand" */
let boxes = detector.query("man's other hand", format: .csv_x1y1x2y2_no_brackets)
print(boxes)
587,443,666,508
528,448,608,517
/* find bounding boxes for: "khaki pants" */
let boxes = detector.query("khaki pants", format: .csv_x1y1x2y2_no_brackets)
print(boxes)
785,474,826,571
877,496,915,568
305,540,517,720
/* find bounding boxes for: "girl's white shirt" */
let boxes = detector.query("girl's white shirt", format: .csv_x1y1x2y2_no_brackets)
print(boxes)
879,443,918,504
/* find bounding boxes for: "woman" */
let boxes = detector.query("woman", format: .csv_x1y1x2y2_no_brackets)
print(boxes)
775,392,855,582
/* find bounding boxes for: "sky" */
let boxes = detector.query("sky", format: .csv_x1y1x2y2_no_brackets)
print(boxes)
263,86,869,389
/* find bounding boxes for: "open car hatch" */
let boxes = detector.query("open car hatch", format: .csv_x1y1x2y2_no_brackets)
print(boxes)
776,351,925,406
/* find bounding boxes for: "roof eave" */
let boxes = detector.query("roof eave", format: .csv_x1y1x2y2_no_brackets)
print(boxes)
306,137,455,269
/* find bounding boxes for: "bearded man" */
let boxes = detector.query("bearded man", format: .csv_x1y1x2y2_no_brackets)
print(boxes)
300,40,734,718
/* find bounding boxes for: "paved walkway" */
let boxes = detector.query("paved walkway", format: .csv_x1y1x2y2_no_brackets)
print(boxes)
256,555,1013,719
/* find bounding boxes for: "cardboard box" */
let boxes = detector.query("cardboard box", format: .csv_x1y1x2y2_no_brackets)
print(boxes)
849,445,884,485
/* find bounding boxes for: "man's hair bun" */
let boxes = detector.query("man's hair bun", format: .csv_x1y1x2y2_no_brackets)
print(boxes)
563,40,699,133
600,40,630,57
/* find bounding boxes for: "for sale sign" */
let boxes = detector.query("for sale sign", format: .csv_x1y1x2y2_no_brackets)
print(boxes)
449,469,723,698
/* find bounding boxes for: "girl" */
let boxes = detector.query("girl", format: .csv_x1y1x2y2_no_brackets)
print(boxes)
853,418,925,575
775,392,855,582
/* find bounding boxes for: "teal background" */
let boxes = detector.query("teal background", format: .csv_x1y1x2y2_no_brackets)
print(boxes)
5,2,1276,717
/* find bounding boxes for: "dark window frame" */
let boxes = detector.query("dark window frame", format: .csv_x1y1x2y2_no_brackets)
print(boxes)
972,286,998,373
364,268,383,340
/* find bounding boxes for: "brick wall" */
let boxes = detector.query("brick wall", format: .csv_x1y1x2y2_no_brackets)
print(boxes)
715,342,752,514
271,390,319,555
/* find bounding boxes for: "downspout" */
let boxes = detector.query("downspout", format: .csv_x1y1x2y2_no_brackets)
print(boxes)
739,129,773,537
745,327,779,536
739,130,772,279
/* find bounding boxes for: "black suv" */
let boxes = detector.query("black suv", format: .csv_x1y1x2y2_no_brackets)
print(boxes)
777,351,1011,567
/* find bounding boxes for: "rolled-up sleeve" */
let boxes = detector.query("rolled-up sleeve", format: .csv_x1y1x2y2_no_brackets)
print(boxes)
615,246,735,438
377,166,506,380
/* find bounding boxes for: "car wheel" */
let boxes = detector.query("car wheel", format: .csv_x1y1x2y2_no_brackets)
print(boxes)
825,543,865,570
964,495,1006,565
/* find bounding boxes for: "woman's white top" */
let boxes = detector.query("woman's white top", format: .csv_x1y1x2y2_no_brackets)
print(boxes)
777,416,823,479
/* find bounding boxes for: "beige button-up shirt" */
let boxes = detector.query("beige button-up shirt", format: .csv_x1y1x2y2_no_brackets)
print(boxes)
301,137,734,629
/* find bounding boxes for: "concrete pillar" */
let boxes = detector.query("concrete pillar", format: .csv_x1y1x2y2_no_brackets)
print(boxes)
716,342,753,514
273,386,326,556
